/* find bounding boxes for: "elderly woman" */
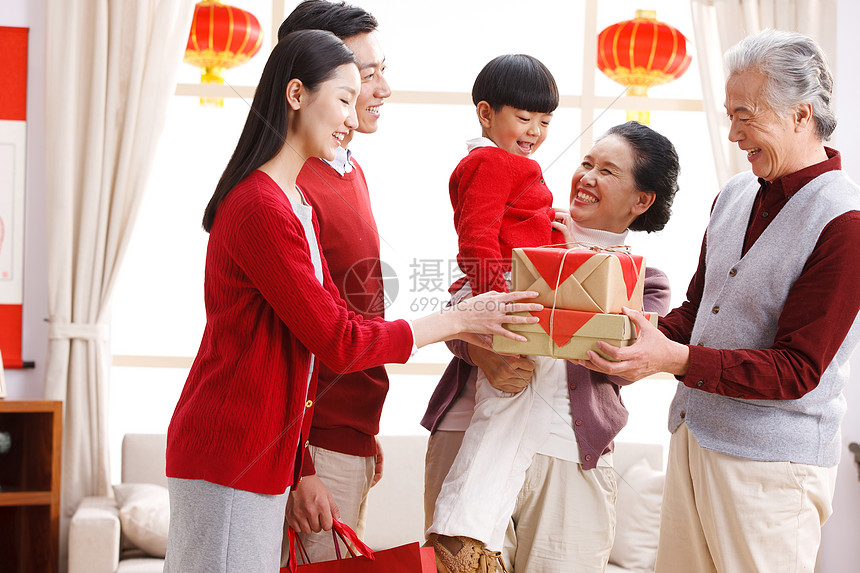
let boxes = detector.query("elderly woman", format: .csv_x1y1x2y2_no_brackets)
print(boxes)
422,121,680,573
578,30,860,572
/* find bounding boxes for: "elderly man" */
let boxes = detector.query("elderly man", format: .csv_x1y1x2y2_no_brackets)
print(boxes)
579,29,860,572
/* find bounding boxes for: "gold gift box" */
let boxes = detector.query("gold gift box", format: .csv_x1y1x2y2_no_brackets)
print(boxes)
493,308,658,360
510,246,645,314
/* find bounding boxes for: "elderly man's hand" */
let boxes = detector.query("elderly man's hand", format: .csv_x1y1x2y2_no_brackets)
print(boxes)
470,346,534,393
574,307,691,382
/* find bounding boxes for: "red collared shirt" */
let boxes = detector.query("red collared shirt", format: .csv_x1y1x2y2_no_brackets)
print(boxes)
659,148,860,400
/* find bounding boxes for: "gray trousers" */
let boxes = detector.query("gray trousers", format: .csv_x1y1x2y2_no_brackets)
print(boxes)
164,477,289,573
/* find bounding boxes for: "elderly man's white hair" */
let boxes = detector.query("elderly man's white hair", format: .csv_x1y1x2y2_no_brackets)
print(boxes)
725,28,835,141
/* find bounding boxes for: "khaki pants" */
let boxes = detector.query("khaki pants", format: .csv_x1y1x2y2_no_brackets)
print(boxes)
424,430,466,534
655,423,837,573
281,446,375,565
424,431,616,573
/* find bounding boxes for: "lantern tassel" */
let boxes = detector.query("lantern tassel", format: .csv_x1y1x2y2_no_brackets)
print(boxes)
625,85,650,125
200,66,225,107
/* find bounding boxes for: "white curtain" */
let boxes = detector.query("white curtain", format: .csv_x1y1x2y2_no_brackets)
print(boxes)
690,0,837,186
44,0,195,569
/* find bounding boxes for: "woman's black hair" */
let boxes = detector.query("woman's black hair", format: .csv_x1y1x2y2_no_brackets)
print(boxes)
600,122,680,233
202,29,356,232
471,54,559,114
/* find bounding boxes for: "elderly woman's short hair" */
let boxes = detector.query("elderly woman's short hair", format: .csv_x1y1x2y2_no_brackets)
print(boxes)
725,29,835,140
599,121,679,233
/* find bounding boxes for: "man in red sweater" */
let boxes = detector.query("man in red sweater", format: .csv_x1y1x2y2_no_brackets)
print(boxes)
277,0,393,564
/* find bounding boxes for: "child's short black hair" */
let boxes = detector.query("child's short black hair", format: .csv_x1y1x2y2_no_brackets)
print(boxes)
471,54,559,114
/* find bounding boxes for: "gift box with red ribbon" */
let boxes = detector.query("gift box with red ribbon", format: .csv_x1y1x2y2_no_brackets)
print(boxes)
493,308,658,360
510,245,645,313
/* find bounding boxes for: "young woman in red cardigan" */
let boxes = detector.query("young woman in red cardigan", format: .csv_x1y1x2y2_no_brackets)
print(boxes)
162,30,541,573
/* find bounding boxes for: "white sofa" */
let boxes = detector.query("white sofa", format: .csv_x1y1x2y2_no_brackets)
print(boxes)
69,434,168,573
69,434,664,573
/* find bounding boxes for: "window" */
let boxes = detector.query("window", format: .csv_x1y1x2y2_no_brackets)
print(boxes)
109,0,717,474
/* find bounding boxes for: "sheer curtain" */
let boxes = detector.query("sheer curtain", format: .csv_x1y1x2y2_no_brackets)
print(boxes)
690,0,837,186
44,0,195,568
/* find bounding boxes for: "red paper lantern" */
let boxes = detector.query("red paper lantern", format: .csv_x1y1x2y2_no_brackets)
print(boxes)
184,0,263,106
597,10,692,123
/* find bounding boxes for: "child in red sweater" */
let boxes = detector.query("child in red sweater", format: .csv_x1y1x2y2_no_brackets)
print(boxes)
448,54,563,296
427,54,565,573
163,32,542,573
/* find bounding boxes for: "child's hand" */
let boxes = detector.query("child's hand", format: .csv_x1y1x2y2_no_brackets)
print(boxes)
552,208,575,246
458,332,493,350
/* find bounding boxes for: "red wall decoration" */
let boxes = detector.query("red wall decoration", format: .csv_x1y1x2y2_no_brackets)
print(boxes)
0,26,29,369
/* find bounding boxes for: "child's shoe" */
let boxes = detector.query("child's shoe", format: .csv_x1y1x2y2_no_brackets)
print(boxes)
425,533,508,573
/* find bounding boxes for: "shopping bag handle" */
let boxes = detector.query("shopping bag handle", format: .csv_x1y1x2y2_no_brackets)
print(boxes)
331,519,374,559
287,519,375,571
288,529,312,568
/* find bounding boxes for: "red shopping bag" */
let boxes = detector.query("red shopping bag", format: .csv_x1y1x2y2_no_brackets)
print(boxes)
282,519,435,573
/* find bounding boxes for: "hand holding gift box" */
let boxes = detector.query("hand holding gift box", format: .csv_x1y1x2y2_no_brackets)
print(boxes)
494,244,651,360
494,307,658,360
510,245,644,313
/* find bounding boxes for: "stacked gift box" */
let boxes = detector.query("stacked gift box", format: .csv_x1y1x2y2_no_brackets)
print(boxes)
493,245,656,360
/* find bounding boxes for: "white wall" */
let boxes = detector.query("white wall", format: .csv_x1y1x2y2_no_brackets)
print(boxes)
1,0,48,399
817,1,860,570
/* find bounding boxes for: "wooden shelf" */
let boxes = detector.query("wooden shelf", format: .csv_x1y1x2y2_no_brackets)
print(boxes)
0,490,53,506
0,400,62,573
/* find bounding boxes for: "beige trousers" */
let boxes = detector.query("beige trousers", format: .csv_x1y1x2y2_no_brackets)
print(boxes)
424,430,467,534
655,423,837,573
425,430,616,573
281,445,375,566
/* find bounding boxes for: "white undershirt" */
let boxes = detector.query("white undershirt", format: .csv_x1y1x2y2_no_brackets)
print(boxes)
322,145,354,175
286,189,323,393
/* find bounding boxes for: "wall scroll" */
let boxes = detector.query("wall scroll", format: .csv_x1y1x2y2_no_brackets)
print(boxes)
0,26,28,369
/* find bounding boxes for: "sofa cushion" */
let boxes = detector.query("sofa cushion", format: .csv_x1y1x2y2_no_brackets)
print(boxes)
609,457,664,571
113,483,170,558
116,557,168,573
